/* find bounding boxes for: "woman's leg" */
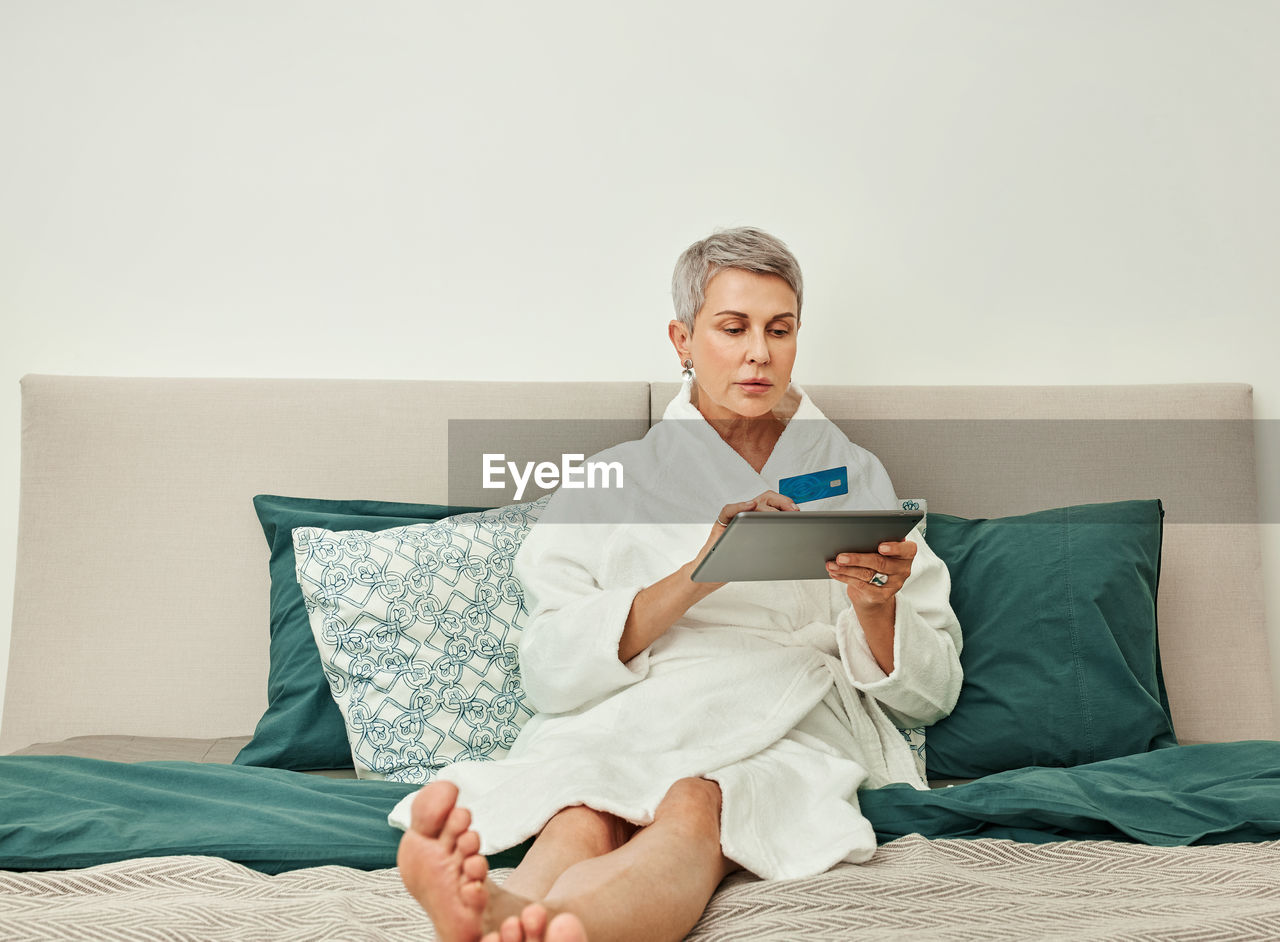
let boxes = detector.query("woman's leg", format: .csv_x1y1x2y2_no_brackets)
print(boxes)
500,805,639,901
398,777,738,942
533,777,737,942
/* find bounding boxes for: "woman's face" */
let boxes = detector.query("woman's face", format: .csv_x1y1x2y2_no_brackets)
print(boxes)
669,268,799,421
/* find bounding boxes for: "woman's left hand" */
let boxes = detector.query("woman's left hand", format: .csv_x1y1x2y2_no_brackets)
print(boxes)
826,540,916,608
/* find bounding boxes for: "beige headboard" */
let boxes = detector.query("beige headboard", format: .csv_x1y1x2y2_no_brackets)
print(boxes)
3,375,1274,754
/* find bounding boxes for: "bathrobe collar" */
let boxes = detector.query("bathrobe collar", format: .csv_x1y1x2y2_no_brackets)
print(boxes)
661,375,830,483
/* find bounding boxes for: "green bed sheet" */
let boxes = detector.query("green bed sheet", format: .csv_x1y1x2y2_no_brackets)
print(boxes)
861,740,1280,845
2,741,1277,874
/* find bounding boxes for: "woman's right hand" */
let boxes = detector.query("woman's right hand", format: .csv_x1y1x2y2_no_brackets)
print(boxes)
687,490,801,588
621,490,802,663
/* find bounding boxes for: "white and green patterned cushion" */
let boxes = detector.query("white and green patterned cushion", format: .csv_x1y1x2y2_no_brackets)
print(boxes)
899,726,927,781
292,496,549,783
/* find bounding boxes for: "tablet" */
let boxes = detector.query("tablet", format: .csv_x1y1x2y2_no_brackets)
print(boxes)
689,510,924,583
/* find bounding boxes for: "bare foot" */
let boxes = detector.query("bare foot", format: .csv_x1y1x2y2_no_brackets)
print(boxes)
397,781,590,942
397,781,491,942
479,904,589,942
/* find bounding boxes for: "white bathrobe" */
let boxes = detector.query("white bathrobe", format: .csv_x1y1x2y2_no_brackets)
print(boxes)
389,379,963,880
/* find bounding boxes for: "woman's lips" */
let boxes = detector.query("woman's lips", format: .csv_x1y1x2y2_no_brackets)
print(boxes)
737,382,773,393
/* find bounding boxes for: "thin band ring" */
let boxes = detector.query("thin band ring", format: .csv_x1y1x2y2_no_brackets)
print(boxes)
716,515,731,526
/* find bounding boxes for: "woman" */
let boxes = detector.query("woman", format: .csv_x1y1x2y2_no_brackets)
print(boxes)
394,227,964,942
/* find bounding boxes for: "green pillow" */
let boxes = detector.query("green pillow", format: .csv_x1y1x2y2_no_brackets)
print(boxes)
234,495,487,771
923,500,1176,780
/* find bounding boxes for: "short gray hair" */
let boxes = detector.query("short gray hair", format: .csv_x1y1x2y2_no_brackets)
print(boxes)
671,226,804,332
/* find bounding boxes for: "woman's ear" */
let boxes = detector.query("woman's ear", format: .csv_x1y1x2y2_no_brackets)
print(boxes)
668,319,691,359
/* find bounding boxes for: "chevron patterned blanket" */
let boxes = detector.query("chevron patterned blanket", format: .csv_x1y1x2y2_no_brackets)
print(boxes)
3,835,1278,941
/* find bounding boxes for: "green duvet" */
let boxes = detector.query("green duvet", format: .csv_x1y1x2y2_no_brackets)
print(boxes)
861,740,1280,845
2,741,1277,874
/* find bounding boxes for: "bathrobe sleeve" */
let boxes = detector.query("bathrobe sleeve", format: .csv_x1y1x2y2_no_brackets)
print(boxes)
830,524,964,729
512,521,655,716
855,449,900,509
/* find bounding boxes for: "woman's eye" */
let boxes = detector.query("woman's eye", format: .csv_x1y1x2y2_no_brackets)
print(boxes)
723,327,790,336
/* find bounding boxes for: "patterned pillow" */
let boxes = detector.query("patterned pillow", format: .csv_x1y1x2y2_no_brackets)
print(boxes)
236,495,486,773
292,496,549,783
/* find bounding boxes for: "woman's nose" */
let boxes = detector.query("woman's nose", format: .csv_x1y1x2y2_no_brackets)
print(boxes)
747,335,770,364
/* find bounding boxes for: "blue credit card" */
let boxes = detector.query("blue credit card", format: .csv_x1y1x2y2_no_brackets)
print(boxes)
778,466,849,504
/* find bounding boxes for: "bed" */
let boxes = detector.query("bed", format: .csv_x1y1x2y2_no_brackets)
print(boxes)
3,374,1278,940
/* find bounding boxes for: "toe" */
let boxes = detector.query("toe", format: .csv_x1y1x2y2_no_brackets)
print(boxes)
500,914,524,942
441,805,473,845
460,879,488,911
462,854,488,882
409,781,460,836
457,829,482,857
545,912,589,942
520,903,548,941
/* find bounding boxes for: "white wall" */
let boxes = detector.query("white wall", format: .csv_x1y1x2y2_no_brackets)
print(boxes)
3,1,1278,733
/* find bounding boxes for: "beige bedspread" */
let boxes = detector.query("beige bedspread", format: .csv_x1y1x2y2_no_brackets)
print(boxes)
4,835,1278,941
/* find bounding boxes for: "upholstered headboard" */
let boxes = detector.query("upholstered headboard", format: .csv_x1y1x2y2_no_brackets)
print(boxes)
2,375,1274,754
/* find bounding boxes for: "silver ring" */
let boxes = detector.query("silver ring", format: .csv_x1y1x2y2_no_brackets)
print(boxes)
869,572,888,587
717,515,731,526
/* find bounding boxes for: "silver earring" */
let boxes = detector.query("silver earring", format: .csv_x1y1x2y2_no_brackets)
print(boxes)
681,358,693,379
